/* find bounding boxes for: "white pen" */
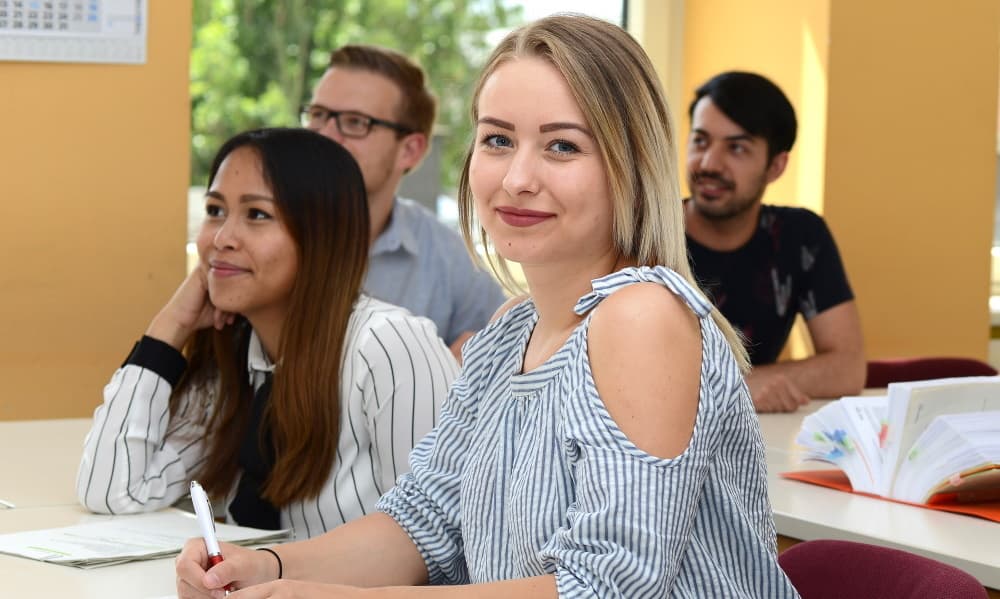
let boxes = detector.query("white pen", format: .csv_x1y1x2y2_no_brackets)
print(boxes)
190,480,235,595
0,499,15,509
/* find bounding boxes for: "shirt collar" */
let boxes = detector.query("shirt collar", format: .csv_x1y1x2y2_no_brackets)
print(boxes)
246,329,276,383
371,198,421,257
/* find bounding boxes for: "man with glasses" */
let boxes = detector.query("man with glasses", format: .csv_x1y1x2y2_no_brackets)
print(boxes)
303,45,506,358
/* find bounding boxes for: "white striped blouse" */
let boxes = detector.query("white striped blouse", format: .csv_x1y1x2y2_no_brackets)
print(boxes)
377,266,800,597
77,295,459,540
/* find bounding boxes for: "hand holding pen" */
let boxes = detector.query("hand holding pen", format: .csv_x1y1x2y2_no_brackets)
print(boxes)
191,480,236,595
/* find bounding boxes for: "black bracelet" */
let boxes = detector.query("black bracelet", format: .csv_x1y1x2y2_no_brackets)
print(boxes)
257,547,282,580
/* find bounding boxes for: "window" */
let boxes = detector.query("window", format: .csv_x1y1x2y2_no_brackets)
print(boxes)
188,1,625,268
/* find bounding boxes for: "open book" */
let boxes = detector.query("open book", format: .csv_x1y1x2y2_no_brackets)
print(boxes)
796,377,1000,504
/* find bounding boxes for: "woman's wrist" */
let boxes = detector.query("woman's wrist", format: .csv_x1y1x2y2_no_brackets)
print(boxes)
145,312,192,351
257,546,282,581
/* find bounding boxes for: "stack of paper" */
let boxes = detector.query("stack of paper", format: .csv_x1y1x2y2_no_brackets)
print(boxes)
0,510,289,568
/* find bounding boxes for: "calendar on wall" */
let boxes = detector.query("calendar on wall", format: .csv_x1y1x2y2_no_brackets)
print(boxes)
0,0,146,64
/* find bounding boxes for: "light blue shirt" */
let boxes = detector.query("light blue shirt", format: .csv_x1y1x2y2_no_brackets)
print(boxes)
366,198,507,346
377,266,800,597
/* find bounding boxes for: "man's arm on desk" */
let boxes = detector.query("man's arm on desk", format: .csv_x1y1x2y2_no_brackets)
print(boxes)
748,301,866,412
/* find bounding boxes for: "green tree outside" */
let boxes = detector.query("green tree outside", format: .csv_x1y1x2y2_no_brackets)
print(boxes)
190,0,522,191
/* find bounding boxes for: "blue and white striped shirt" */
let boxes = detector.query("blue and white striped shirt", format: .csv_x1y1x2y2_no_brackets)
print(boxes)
377,266,799,597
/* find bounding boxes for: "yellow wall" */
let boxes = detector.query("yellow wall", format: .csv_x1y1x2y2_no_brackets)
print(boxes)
643,0,997,361
0,2,192,420
823,1,998,359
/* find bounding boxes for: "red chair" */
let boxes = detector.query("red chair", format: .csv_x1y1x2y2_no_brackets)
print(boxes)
779,539,988,599
865,357,997,388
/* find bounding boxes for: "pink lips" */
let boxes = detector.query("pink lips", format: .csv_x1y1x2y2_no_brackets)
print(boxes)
496,206,555,227
209,260,250,278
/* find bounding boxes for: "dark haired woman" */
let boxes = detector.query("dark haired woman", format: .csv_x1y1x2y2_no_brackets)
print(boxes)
77,128,458,540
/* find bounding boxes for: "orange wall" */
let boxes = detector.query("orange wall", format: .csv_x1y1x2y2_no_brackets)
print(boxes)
823,1,998,359
0,2,192,420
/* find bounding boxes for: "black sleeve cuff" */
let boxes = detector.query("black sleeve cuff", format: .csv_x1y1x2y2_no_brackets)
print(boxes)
122,336,188,387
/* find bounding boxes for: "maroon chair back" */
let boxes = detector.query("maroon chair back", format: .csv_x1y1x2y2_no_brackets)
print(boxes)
779,539,988,599
865,357,997,389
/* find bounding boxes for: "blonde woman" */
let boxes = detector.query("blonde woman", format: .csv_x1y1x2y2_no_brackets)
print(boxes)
176,16,798,598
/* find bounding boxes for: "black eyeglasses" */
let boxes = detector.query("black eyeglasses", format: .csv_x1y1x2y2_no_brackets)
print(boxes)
300,105,413,138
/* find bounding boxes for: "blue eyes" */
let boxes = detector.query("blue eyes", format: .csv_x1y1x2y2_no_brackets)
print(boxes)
480,133,580,155
550,140,578,154
483,134,513,148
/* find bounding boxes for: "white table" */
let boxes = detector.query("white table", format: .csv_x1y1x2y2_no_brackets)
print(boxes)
762,400,1000,590
0,505,177,598
0,418,91,508
2,408,998,595
0,419,179,597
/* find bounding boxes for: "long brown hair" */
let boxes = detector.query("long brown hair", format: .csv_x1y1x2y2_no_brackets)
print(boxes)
173,128,370,505
456,14,749,372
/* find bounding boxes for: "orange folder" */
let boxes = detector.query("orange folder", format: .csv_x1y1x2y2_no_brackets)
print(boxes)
780,469,1000,523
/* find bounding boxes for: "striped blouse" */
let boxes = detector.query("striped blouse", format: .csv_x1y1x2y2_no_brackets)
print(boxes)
77,295,459,540
377,266,800,597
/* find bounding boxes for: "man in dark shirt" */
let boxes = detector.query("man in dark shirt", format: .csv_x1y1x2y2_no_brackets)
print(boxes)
684,71,865,412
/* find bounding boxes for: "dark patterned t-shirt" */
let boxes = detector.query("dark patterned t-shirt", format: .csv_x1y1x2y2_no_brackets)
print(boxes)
686,204,854,365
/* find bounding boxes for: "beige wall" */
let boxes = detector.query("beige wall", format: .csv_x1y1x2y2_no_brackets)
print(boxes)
635,0,997,361
627,1,686,126
0,2,192,420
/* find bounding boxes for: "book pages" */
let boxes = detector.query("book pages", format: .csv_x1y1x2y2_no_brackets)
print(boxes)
882,377,1000,497
893,411,1000,503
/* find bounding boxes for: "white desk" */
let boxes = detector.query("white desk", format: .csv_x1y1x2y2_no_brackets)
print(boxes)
0,418,92,508
1,410,998,595
762,400,1000,590
0,418,179,596
0,505,177,598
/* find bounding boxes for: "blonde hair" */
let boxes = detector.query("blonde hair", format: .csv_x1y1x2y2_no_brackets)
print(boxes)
456,14,749,371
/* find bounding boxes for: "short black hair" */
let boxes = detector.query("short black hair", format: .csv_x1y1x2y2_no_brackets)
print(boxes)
689,71,797,160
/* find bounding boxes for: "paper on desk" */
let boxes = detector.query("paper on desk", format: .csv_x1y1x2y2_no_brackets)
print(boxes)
0,510,289,568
